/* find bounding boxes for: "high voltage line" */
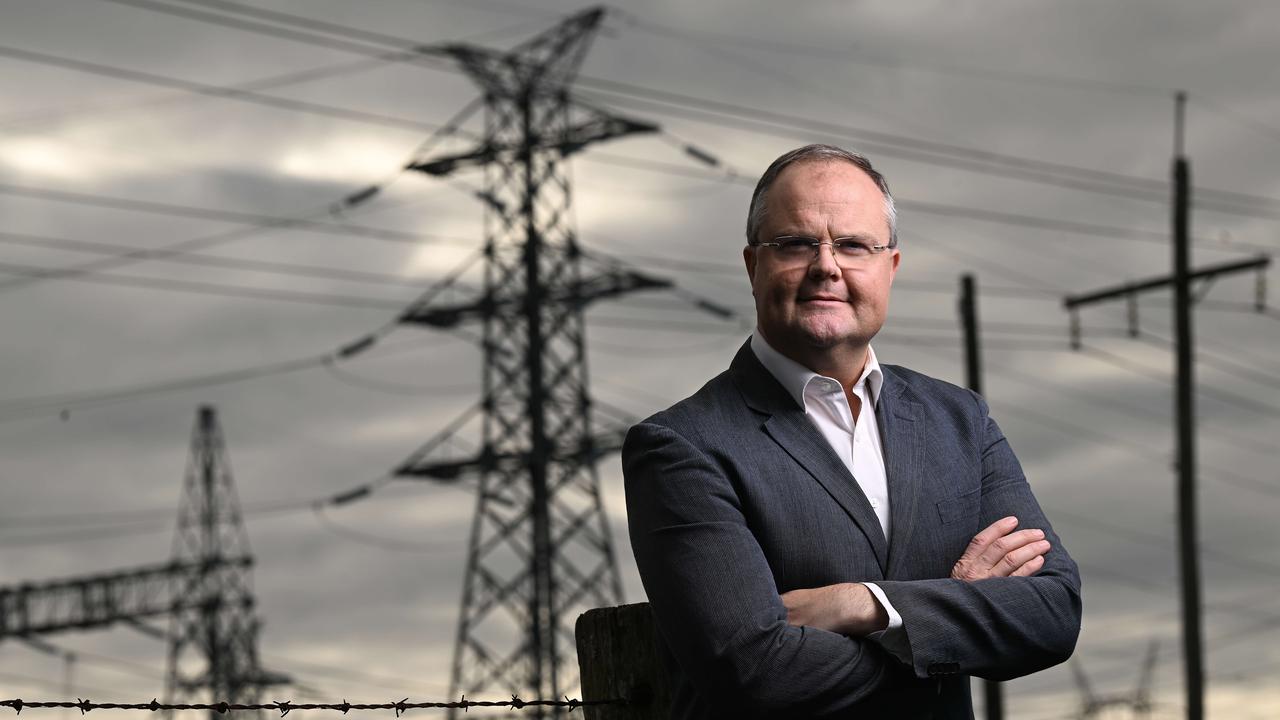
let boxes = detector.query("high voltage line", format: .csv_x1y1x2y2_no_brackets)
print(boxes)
573,82,1280,221
0,1,1271,310
582,152,1275,255
0,182,471,248
0,96,483,295
0,44,458,136
85,0,1280,226
0,231,468,290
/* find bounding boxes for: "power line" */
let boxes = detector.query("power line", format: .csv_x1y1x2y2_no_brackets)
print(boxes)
0,259,410,310
1080,342,1280,420
0,182,470,249
1189,92,1280,149
604,5,1173,98
584,152,1263,256
322,362,478,396
0,50,413,132
1137,330,1280,393
992,352,1275,460
162,0,545,51
0,231,460,290
0,332,446,423
574,84,1280,226
0,96,482,299
0,43,457,136
0,673,122,703
0,497,310,531
260,654,451,696
989,358,1280,500
100,0,1280,227
0,522,172,548
1050,507,1280,581
310,503,455,554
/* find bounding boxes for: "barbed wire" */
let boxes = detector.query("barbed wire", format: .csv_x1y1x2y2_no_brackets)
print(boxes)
0,696,623,716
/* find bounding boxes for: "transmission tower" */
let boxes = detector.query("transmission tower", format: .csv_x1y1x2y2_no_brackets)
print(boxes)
389,7,662,716
1,406,283,714
1070,641,1160,719
166,405,278,718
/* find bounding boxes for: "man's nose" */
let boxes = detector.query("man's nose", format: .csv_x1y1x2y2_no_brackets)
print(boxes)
808,242,842,279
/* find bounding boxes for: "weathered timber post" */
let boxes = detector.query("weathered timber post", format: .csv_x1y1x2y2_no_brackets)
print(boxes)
576,603,671,720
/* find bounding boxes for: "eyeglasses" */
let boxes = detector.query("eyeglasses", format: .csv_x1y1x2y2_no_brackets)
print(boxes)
750,236,895,268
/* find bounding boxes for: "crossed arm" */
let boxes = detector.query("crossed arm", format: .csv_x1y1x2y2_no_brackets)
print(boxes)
623,400,1081,712
782,515,1053,637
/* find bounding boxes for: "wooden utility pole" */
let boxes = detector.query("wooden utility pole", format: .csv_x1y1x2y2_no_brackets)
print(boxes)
1060,95,1279,720
959,273,1002,720
1171,90,1204,720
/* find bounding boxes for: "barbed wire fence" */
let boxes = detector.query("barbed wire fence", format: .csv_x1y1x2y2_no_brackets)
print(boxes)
0,696,625,716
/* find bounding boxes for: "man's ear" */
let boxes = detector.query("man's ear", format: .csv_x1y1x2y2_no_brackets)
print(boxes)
888,247,900,283
744,245,757,286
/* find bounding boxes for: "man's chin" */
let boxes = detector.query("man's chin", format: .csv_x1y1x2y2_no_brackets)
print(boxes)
795,323,878,351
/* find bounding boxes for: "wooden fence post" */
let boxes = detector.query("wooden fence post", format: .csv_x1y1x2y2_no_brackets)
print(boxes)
576,602,671,720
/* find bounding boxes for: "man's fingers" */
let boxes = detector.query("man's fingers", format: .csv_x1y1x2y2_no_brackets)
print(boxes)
976,528,1045,570
960,516,1019,562
1010,553,1046,577
993,539,1051,577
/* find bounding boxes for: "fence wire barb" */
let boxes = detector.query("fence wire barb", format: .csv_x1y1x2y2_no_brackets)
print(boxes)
0,696,617,716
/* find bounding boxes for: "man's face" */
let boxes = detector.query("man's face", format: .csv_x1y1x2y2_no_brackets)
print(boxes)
744,160,900,362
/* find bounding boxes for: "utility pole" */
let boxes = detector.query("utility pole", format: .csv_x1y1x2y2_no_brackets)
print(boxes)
1062,94,1272,720
386,8,664,716
1170,90,1204,720
959,274,1001,720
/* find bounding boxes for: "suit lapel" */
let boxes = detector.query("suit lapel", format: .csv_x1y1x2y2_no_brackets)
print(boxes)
731,342,890,573
878,365,925,578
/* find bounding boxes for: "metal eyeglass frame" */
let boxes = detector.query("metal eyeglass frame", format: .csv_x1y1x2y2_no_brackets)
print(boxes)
749,236,896,267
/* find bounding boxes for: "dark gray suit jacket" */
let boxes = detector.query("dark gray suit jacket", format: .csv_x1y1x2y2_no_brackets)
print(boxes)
622,342,1081,719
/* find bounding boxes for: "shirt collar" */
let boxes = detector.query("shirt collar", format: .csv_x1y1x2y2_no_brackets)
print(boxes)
750,330,884,410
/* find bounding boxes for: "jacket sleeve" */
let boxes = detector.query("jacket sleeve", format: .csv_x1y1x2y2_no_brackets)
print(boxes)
623,419,909,716
873,392,1083,681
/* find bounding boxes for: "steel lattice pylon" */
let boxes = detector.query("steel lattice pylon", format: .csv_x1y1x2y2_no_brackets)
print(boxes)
165,406,274,719
393,7,661,717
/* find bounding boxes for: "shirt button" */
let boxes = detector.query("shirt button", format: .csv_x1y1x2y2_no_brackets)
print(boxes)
870,499,880,508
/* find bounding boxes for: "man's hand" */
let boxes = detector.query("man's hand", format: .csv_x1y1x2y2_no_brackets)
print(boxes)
951,516,1050,582
781,582,888,637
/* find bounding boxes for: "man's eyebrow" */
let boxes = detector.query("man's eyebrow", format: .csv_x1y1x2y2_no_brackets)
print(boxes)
831,232,881,242
771,231,881,242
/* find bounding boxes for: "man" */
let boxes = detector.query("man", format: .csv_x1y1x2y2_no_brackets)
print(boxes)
622,144,1081,718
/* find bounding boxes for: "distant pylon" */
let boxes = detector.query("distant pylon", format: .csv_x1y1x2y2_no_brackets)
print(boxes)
1071,641,1159,718
165,406,277,719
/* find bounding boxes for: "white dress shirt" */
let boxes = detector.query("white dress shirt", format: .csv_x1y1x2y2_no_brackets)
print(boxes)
750,331,910,660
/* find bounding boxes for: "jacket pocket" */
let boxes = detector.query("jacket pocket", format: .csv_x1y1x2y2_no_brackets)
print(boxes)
935,486,981,525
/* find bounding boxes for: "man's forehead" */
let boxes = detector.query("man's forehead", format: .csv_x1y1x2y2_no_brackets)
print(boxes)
764,161,887,232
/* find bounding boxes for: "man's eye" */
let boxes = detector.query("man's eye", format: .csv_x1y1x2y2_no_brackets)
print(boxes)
834,241,871,255
778,239,816,252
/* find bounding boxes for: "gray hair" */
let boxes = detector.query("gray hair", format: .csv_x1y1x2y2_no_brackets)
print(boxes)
745,144,898,247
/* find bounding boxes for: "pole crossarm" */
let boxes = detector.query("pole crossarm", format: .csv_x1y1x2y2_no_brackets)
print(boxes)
395,428,627,482
399,266,671,328
0,557,251,639
1063,254,1269,309
406,115,658,177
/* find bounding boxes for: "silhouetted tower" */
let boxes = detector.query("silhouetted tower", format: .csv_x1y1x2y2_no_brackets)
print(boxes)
165,405,266,718
392,7,660,716
1071,642,1160,718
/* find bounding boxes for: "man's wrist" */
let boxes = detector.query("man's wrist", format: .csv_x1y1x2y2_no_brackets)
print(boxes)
840,583,890,636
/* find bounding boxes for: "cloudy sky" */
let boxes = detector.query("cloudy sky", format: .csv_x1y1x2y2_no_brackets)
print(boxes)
1,1,1278,718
